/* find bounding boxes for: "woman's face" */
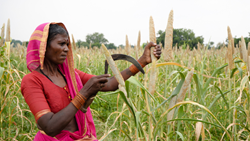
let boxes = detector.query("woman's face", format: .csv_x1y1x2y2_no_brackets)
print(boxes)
45,33,69,65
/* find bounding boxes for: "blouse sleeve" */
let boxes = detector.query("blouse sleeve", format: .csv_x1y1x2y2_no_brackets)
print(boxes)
21,74,51,122
75,69,96,85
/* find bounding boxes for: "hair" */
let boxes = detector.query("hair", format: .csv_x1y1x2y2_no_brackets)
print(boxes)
47,24,68,47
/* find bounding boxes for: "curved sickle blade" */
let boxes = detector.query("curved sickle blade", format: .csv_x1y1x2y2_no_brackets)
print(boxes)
104,54,145,74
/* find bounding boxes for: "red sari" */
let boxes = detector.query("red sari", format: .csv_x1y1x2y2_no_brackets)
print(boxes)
21,22,98,140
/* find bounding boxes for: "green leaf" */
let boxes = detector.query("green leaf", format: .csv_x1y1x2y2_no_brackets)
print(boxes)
165,118,222,128
127,76,156,102
153,71,185,112
203,90,231,120
203,64,227,91
178,105,184,118
230,68,238,78
193,73,203,104
176,131,184,141
125,80,130,98
203,60,242,91
119,90,137,125
98,90,120,96
120,129,133,141
0,67,4,78
230,67,243,79
240,75,249,96
214,86,229,109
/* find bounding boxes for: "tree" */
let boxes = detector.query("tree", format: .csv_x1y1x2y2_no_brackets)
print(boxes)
118,44,125,48
76,40,82,48
11,39,22,47
216,42,224,49
225,33,250,48
81,42,89,48
76,40,89,48
233,37,250,48
206,41,214,49
86,32,108,48
105,43,117,49
156,28,204,50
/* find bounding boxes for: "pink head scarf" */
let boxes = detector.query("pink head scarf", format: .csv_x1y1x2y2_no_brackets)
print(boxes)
27,22,97,140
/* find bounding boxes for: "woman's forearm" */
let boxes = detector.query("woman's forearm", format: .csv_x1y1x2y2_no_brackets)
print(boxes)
101,68,132,91
102,57,147,91
37,103,78,137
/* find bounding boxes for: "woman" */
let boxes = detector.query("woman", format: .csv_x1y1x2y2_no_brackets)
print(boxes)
21,22,161,140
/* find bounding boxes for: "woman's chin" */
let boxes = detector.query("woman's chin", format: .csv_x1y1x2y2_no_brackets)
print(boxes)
58,59,66,64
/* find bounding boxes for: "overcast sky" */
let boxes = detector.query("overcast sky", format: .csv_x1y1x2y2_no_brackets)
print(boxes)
1,0,250,47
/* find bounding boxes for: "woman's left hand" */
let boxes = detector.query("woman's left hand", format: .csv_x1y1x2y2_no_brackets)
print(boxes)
138,42,162,66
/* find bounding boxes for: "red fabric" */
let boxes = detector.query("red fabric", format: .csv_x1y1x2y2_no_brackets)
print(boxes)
21,69,95,122
75,69,95,86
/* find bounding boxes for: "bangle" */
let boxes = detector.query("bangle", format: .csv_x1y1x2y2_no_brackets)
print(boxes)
129,60,146,74
71,94,86,110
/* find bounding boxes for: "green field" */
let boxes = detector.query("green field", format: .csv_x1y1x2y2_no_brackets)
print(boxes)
0,40,249,141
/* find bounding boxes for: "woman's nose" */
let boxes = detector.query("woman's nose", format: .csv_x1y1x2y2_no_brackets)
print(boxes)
63,44,69,52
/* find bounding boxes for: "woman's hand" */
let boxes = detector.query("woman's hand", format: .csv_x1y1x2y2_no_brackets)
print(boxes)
79,74,110,99
138,42,162,66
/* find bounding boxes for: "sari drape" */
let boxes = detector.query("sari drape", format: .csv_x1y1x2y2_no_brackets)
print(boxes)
25,22,97,141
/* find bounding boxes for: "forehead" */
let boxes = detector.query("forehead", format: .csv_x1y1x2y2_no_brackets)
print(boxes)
52,33,69,41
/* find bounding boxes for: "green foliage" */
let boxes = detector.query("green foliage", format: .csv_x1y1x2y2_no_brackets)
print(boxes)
11,39,22,47
118,44,124,48
75,33,119,49
86,32,109,47
2,42,250,140
104,43,117,49
223,33,250,48
233,37,250,48
156,28,204,49
76,40,89,48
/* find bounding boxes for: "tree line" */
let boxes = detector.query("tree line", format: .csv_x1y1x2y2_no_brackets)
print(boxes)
8,30,250,50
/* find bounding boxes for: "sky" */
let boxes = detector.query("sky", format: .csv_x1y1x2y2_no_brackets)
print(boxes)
0,0,250,47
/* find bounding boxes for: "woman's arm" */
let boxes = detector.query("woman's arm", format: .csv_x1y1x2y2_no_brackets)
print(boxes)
101,42,161,92
81,42,161,110
36,74,110,137
37,103,78,137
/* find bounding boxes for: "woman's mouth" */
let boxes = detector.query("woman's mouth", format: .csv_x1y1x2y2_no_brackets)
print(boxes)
61,55,67,59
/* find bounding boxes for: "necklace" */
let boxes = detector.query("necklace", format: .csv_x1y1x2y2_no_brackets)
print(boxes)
40,68,67,83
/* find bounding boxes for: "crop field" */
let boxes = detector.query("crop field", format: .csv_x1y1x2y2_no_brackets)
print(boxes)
1,17,250,140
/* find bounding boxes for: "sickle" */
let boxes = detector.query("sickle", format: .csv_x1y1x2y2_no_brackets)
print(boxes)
104,54,145,74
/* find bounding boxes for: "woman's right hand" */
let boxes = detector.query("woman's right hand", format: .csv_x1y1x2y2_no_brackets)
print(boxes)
79,74,110,99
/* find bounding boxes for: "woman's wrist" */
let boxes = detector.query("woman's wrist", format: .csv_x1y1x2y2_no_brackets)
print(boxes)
138,57,148,66
129,59,146,75
71,93,87,110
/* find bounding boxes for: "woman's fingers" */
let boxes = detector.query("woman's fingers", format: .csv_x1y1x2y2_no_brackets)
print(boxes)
80,74,111,98
153,45,162,59
144,42,157,49
92,74,110,84
95,74,111,78
98,77,109,83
